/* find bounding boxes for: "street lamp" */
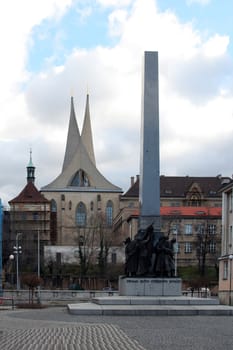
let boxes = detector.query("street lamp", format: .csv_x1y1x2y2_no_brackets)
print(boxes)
14,233,22,290
37,230,41,300
173,229,178,277
9,254,14,286
229,254,233,306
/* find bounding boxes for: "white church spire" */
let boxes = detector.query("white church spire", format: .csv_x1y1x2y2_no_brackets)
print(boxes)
81,93,96,166
62,96,81,171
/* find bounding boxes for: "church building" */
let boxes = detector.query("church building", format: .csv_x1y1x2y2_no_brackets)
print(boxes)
41,95,122,257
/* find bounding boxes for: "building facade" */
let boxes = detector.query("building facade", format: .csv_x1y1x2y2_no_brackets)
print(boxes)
219,180,233,304
114,175,229,269
41,95,123,264
8,153,50,275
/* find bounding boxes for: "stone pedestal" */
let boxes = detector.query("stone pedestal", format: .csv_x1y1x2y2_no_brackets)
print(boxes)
119,276,182,296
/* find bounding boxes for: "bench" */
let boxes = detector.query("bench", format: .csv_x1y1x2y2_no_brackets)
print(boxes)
0,297,14,309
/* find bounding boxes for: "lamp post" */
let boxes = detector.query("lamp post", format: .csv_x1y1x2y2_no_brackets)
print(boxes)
173,229,178,277
9,254,14,286
37,230,41,300
14,233,22,290
229,254,233,306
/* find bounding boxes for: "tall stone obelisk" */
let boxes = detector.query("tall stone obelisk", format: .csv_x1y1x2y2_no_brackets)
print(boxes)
139,51,160,237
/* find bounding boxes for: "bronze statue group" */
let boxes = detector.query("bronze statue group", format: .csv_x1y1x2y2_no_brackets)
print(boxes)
124,224,176,278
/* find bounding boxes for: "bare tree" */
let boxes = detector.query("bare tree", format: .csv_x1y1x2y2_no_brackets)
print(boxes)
21,274,41,304
195,221,220,276
97,221,112,275
75,226,96,277
74,213,113,277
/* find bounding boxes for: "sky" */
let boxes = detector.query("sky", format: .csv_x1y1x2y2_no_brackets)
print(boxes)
1,0,233,207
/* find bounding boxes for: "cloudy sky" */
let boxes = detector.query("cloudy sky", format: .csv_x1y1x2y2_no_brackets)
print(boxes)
1,0,233,207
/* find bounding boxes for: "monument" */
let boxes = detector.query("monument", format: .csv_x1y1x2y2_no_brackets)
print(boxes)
67,52,221,314
119,51,182,296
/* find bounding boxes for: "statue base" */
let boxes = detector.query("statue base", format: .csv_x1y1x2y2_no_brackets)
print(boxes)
119,276,182,296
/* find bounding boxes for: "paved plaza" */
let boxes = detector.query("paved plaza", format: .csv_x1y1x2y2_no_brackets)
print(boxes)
1,306,233,349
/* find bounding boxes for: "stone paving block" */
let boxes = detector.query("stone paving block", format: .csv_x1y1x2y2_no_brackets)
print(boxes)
0,324,146,350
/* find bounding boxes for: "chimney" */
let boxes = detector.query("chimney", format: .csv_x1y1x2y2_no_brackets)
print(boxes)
130,176,135,186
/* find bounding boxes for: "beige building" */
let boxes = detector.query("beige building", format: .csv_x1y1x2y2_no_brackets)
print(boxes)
41,95,122,261
114,175,229,269
219,180,233,304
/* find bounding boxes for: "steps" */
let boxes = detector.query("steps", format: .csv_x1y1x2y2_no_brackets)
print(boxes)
67,296,233,316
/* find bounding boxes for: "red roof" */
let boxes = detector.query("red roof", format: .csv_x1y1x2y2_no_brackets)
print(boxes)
128,206,221,218
9,181,50,204
160,206,221,217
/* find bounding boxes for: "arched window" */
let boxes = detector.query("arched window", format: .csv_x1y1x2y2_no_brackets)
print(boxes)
106,200,113,226
51,199,57,212
69,201,72,210
76,202,87,227
70,169,90,187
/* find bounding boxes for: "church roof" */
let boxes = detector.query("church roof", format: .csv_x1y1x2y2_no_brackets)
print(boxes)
42,95,122,193
9,181,50,204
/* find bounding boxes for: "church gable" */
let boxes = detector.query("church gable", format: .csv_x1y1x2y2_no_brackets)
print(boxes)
42,95,122,193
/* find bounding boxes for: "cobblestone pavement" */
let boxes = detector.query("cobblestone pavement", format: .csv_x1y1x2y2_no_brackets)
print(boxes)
1,307,233,350
0,323,145,350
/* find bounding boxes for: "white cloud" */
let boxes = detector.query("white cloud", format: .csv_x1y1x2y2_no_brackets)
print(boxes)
1,0,233,206
203,34,229,57
108,9,128,37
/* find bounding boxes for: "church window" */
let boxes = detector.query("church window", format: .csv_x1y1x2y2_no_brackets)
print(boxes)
90,201,94,211
51,200,57,212
76,202,87,227
61,194,65,201
106,200,113,226
69,201,72,210
71,169,90,187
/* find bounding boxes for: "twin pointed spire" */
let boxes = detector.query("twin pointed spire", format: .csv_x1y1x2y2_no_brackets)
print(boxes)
41,94,122,192
62,94,96,171
81,94,96,166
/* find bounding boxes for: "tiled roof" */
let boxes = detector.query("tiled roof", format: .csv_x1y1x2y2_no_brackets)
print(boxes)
123,175,230,198
127,206,221,218
9,182,50,204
